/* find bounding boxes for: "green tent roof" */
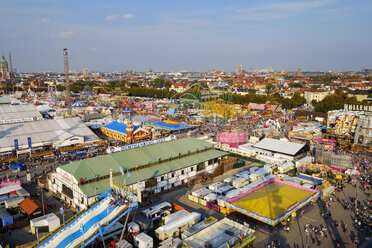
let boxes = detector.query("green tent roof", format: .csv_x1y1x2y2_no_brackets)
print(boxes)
79,149,227,197
60,137,222,182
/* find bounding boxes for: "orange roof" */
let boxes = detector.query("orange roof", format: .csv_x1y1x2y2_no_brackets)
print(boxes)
19,198,42,215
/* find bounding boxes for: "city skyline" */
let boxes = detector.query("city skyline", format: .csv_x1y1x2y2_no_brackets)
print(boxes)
1,0,371,72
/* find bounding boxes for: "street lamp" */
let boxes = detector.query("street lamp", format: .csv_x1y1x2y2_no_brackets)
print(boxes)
36,227,39,244
40,188,45,216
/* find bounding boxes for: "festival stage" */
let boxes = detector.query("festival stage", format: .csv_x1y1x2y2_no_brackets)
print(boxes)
226,178,319,226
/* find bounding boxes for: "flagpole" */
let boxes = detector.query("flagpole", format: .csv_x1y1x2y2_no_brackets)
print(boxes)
99,224,106,248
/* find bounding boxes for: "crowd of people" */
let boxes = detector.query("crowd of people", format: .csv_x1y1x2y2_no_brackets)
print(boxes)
266,172,371,248
321,175,371,247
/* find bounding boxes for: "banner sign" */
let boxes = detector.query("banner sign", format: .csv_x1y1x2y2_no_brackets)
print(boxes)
28,137,32,148
106,135,176,153
344,104,372,112
14,139,19,150
0,116,39,124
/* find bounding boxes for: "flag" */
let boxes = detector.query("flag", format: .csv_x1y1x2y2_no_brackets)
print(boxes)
119,166,124,176
127,169,131,179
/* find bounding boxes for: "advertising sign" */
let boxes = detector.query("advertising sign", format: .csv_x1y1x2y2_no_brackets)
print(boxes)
28,137,32,148
106,135,176,153
14,139,19,150
344,104,372,112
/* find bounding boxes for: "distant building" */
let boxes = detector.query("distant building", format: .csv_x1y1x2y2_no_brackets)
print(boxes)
0,55,10,81
348,90,370,102
235,64,242,74
304,89,329,103
82,68,89,76
362,68,372,76
297,68,302,77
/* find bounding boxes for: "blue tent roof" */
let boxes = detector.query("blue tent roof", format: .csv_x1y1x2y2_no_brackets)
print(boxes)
295,174,323,185
152,121,191,131
9,164,22,169
0,210,13,226
72,101,85,107
103,121,139,134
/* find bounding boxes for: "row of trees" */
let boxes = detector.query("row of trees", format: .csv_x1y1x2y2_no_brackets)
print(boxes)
126,87,174,98
224,91,307,109
3,79,370,114
313,90,362,113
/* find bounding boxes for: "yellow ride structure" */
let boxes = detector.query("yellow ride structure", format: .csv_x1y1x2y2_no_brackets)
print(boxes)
202,100,247,120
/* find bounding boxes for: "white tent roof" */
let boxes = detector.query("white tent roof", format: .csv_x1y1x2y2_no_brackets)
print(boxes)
253,138,306,156
0,185,22,195
0,117,100,152
30,213,60,227
0,104,42,123
36,105,54,113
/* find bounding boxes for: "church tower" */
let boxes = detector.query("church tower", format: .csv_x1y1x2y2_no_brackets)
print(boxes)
0,55,10,81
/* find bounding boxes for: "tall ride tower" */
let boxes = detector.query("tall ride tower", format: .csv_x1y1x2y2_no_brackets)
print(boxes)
63,48,71,116
9,52,14,92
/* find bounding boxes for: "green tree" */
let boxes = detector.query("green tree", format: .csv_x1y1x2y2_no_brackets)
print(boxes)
107,81,117,89
56,85,66,91
314,91,361,113
152,78,170,88
311,85,321,89
266,83,275,95
289,82,303,88
292,92,306,106
117,81,127,88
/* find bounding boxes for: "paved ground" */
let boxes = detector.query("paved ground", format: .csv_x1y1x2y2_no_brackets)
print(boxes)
2,166,76,248
250,182,371,248
157,161,260,219
156,167,371,248
3,159,370,248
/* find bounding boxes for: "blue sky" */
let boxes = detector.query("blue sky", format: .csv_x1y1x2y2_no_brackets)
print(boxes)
1,0,371,72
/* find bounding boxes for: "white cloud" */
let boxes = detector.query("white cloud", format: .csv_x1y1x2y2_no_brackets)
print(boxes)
166,17,213,25
41,17,50,23
122,14,134,19
252,1,329,11
236,1,330,21
89,47,98,51
106,14,119,21
237,13,288,21
57,31,73,39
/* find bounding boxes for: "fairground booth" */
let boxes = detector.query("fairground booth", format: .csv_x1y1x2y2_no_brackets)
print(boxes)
216,133,248,148
152,120,192,135
226,178,319,226
101,118,152,143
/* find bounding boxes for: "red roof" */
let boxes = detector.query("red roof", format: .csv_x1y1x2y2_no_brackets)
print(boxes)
19,198,42,215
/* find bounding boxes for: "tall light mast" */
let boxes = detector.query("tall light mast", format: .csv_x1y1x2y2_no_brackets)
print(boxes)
63,48,71,116
9,52,14,92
